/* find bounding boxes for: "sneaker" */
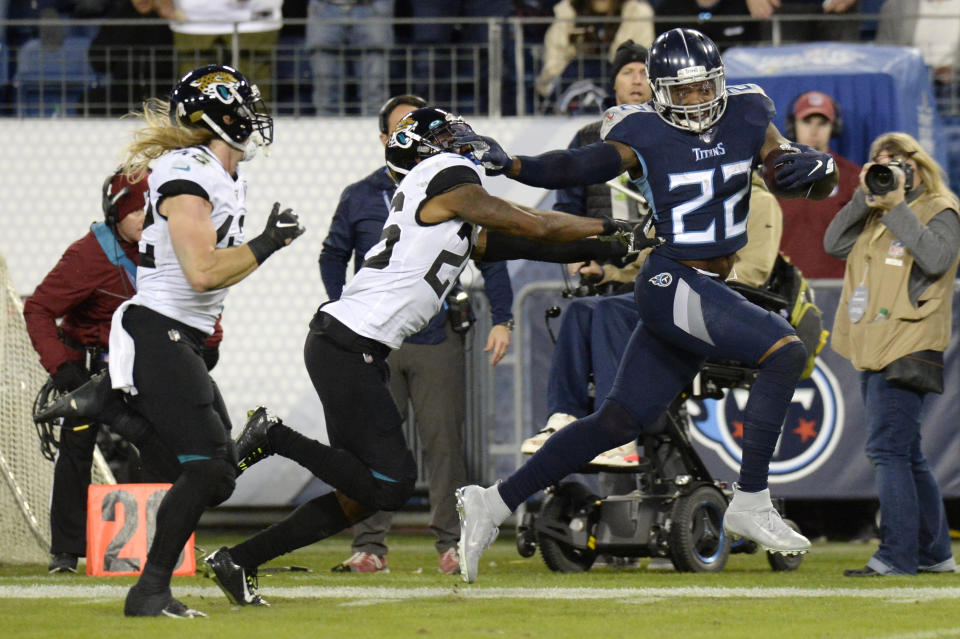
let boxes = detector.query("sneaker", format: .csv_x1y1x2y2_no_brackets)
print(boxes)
588,440,640,468
722,485,811,554
236,407,280,473
203,546,269,606
438,548,460,575
124,585,207,618
48,552,78,574
521,413,576,454
456,485,501,584
330,552,389,573
919,557,958,573
33,371,119,424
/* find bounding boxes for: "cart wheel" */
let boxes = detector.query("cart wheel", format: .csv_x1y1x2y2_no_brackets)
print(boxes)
668,485,730,573
516,510,537,558
767,518,804,571
537,483,598,573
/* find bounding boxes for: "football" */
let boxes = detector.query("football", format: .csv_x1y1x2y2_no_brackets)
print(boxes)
762,144,808,199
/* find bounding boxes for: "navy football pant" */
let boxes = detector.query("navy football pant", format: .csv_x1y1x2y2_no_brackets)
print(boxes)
499,252,803,509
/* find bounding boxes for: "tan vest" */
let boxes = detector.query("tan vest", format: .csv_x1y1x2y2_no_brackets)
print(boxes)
831,192,960,370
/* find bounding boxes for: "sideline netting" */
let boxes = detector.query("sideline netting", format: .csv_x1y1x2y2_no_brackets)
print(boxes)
0,252,114,564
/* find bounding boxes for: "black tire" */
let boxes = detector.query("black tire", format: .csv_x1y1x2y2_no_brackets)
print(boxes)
668,485,730,573
536,483,599,573
767,518,804,571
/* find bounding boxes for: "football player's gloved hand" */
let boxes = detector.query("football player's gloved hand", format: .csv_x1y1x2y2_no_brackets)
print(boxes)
247,202,306,264
52,360,87,392
453,132,512,175
600,217,664,254
773,143,836,191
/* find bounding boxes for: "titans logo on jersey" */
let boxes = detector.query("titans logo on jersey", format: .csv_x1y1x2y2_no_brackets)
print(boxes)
601,85,775,261
135,146,246,334
323,153,483,349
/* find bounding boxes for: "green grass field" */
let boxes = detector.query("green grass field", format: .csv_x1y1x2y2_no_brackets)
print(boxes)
3,531,960,639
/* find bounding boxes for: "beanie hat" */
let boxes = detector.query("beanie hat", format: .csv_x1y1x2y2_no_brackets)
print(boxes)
611,40,649,87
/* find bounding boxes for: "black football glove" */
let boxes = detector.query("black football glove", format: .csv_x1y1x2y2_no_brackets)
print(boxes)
600,217,664,254
453,131,512,175
247,202,306,265
773,143,836,191
52,360,88,392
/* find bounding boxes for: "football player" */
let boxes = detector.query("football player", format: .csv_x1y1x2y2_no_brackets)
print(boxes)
36,64,305,617
199,106,652,606
453,27,840,583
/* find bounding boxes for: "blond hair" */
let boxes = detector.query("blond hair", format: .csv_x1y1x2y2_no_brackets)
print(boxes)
120,98,215,182
869,132,960,209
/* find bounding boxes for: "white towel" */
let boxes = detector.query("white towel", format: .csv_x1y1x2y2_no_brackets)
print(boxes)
108,301,138,396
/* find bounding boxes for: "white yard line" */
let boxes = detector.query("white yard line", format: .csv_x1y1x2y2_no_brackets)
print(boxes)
2,584,960,602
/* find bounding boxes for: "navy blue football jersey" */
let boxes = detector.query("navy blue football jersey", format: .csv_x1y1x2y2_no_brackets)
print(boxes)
601,84,775,260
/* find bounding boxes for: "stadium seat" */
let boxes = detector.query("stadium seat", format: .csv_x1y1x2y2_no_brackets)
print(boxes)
13,36,98,117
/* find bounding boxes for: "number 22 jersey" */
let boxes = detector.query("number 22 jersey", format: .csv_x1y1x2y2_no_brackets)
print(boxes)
601,84,775,261
322,153,483,350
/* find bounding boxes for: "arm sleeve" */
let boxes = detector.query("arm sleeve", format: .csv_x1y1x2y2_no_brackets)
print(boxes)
22,243,99,374
882,205,960,278
480,231,627,264
476,260,514,326
823,189,872,259
319,190,357,301
553,131,586,216
515,142,624,190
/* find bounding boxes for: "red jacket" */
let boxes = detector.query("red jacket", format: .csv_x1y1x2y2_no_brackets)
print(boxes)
24,226,223,375
777,151,861,279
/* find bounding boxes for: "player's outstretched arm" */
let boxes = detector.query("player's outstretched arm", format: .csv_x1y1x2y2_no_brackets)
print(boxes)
167,197,304,291
423,183,617,242
455,130,635,190
760,123,838,200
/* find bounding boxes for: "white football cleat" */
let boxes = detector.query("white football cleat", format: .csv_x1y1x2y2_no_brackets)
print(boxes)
456,485,501,583
723,485,810,554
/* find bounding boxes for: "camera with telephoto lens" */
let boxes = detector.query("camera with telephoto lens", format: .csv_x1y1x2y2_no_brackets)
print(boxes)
865,159,914,196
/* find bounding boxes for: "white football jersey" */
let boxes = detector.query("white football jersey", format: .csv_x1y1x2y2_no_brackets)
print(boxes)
134,145,246,334
323,153,483,349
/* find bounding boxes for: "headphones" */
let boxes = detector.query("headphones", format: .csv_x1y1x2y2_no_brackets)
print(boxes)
377,94,427,135
101,169,130,227
785,93,843,140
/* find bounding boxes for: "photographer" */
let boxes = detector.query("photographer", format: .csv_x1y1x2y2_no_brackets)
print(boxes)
825,132,960,577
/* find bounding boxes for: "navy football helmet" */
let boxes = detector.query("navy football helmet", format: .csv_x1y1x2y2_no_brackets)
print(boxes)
647,28,726,133
384,107,476,182
170,64,273,159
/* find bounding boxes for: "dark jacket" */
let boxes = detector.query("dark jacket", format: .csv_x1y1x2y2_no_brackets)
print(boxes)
319,167,514,345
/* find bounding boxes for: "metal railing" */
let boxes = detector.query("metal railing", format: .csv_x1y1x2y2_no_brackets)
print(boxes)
1,14,958,118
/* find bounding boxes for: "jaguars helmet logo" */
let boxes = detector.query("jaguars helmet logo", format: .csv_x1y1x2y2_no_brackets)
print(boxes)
189,71,242,105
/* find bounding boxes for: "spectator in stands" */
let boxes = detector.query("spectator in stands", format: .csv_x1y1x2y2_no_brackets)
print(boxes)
167,0,282,103
87,0,177,115
654,0,760,51
306,0,394,116
876,0,960,85
747,0,861,43
777,90,860,278
319,94,514,574
408,0,512,113
536,0,654,100
825,131,959,576
24,170,218,574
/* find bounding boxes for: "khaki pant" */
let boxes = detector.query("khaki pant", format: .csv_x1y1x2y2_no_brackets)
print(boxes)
174,30,279,104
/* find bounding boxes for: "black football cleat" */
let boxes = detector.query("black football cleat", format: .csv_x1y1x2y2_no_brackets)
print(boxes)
235,407,280,474
203,546,269,606
124,585,207,618
33,371,121,424
48,552,78,574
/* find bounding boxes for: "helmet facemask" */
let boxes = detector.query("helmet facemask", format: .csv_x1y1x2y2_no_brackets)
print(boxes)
652,66,726,133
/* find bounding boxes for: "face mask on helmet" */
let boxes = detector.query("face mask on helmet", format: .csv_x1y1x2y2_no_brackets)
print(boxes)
384,107,475,182
171,64,274,158
647,28,727,133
